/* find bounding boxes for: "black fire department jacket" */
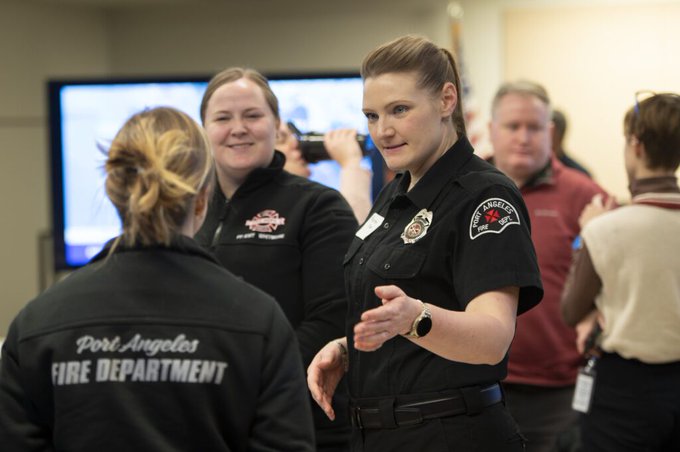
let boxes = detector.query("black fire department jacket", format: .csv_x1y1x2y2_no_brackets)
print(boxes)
0,236,314,452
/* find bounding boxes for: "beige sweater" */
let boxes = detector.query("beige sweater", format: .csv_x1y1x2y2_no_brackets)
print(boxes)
583,201,680,363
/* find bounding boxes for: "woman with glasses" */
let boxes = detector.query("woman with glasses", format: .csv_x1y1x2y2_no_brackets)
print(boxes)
562,92,680,452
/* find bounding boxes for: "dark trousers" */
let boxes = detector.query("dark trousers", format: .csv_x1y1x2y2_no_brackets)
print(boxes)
351,403,525,452
503,383,578,452
580,352,680,452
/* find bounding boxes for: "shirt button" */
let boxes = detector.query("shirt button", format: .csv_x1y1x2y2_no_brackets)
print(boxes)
383,222,390,229
383,263,391,270
358,257,364,265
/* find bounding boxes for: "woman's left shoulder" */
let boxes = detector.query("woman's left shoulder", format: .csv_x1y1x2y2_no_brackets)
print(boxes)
278,171,333,192
276,173,356,226
457,166,519,197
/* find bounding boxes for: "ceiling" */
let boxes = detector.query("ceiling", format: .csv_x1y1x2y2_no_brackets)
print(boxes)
6,0,438,10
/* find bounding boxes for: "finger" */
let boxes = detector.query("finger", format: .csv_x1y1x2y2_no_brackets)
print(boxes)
313,390,335,420
605,195,616,209
355,326,392,339
591,193,603,207
359,299,399,321
314,380,336,419
374,285,403,301
576,338,585,355
317,353,341,370
354,318,393,335
359,305,388,322
339,129,356,140
307,361,323,388
308,382,321,403
354,338,384,352
320,397,336,420
308,374,335,420
354,330,391,351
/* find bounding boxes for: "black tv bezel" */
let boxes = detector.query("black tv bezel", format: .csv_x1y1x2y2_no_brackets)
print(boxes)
47,72,382,271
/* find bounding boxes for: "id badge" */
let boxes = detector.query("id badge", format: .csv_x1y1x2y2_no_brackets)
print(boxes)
572,358,597,413
355,213,384,240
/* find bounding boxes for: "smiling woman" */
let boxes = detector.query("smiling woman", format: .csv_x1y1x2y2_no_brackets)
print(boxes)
194,67,358,452
200,70,280,197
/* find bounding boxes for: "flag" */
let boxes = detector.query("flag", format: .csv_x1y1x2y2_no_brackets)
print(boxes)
449,2,492,158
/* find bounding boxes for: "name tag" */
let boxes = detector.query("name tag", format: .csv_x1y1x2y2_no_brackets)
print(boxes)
572,358,597,413
355,213,385,240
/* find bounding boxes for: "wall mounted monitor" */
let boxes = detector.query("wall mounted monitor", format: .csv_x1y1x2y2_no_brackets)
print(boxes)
47,73,382,270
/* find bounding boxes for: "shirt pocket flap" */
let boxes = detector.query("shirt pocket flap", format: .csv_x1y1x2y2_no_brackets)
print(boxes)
367,246,427,279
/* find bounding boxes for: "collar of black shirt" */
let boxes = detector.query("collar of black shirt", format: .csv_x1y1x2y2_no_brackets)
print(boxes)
92,234,220,266
212,150,285,203
394,136,476,209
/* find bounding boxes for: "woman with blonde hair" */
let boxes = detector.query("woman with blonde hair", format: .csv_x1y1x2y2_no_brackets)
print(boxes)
196,67,357,451
308,35,543,451
0,107,314,451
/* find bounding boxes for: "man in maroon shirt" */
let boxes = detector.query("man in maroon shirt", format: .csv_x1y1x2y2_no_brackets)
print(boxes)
488,80,608,452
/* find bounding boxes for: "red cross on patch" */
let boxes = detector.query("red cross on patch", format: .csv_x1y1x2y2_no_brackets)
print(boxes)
485,209,500,223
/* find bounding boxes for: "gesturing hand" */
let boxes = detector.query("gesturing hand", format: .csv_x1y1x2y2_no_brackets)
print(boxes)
579,194,616,229
353,285,423,352
307,339,347,420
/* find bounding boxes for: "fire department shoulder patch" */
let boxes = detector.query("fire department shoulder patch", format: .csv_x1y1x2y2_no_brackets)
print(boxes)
469,197,520,240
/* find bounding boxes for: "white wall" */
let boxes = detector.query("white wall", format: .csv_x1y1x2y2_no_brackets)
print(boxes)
503,2,680,198
105,0,450,75
0,1,110,336
459,0,680,198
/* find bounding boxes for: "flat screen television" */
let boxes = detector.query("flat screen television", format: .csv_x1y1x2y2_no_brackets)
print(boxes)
48,73,382,270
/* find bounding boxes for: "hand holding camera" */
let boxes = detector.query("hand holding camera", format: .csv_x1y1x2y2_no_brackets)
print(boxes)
287,122,372,164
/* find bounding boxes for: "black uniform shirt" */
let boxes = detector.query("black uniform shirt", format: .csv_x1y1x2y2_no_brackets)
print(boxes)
344,137,543,398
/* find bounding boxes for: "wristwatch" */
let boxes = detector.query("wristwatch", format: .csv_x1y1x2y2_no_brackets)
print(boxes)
404,300,432,338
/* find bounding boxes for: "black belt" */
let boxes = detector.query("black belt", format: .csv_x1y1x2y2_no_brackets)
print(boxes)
349,383,503,429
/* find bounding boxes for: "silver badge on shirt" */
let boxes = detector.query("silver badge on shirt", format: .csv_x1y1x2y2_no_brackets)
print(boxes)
401,209,433,244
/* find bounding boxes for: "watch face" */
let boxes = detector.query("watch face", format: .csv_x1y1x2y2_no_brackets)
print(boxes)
416,316,432,337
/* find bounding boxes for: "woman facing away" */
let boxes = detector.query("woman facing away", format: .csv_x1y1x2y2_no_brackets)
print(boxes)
0,107,314,452
308,35,544,452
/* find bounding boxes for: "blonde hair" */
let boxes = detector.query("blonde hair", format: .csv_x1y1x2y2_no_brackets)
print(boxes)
200,67,280,125
105,107,214,247
361,34,467,137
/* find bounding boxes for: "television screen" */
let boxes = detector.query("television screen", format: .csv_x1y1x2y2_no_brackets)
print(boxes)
48,74,381,270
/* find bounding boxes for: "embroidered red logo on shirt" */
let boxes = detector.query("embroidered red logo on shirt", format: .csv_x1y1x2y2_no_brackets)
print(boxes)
469,198,520,240
245,210,286,232
485,209,500,223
